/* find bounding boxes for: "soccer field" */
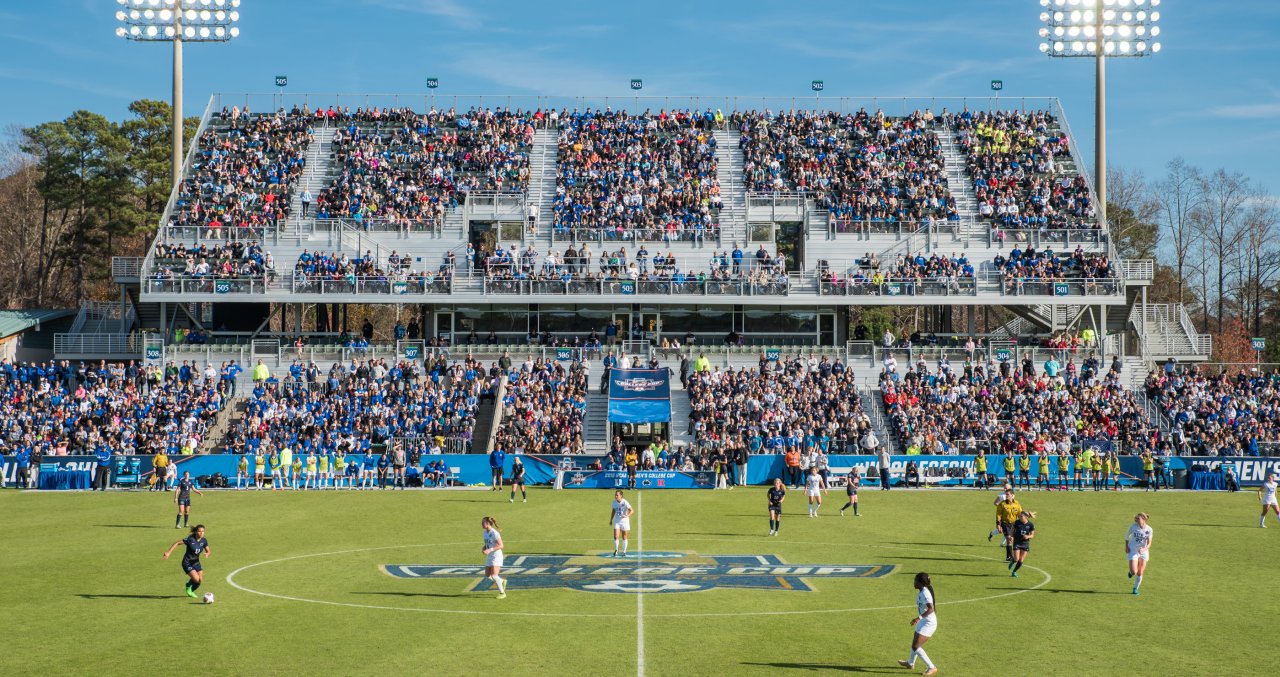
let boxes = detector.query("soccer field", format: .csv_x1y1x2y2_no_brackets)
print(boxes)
1,486,1272,676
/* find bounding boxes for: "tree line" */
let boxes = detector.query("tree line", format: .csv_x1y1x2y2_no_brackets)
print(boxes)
0,100,196,308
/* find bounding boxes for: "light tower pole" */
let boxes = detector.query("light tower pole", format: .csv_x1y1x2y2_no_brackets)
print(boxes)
116,0,242,190
1039,0,1161,224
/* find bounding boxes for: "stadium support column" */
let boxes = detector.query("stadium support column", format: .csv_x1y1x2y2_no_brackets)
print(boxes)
967,306,976,336
1099,305,1107,360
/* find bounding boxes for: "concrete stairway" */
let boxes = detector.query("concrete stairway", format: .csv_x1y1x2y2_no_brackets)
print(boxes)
938,130,983,240
530,128,558,234
287,124,337,231
584,391,610,453
713,129,748,248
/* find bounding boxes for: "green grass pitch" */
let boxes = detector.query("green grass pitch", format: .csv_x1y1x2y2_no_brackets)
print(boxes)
1,486,1274,676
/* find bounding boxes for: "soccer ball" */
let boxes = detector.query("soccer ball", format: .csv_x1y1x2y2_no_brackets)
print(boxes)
202,592,215,604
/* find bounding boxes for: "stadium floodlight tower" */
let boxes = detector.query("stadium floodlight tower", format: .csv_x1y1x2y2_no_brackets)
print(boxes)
1038,0,1160,224
114,0,241,190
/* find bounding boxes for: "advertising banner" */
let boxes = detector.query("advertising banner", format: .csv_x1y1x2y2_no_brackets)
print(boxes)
559,469,716,489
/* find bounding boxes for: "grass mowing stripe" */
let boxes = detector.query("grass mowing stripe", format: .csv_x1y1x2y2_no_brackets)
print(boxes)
636,491,645,677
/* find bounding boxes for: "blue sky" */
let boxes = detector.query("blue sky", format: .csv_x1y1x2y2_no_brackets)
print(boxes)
2,0,1278,194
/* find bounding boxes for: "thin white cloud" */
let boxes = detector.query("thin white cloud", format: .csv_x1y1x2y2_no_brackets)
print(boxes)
1205,102,1280,119
361,0,478,28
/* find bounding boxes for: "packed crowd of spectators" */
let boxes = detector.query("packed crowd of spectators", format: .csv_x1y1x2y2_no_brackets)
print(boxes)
1145,367,1280,456
166,107,312,240
292,249,453,294
0,359,225,460
317,107,533,230
686,355,874,467
478,242,788,294
733,108,957,227
553,109,721,241
494,357,588,454
150,241,274,281
224,356,496,457
821,251,975,295
951,108,1096,232
880,352,1154,455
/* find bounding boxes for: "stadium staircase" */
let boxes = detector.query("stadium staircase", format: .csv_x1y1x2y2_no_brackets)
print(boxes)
584,391,610,453
286,124,337,233
937,131,984,240
667,373,695,451
200,395,245,454
470,397,500,456
712,129,748,247
529,127,558,235
859,386,900,455
1129,303,1211,362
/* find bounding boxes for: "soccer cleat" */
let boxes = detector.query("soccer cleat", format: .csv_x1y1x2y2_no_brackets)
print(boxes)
612,550,619,557
497,592,506,600
1132,588,1140,596
1128,571,1134,579
897,660,913,668
840,509,845,516
185,586,197,598
923,669,938,676
1011,571,1018,577
510,498,514,503
522,498,527,503
988,531,993,542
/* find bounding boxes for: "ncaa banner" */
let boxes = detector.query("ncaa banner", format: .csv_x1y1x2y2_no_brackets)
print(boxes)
607,368,672,423
1174,456,1280,487
559,469,716,489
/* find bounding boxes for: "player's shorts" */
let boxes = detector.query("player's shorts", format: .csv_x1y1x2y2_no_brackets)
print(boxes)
1014,542,1031,552
182,561,203,574
768,504,782,515
1264,498,1279,507
914,615,937,638
613,519,631,532
177,499,191,507
807,490,821,498
1127,551,1150,562
846,486,858,496
486,550,503,568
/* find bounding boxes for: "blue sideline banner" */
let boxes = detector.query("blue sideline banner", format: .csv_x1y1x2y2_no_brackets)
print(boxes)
559,469,716,489
1172,456,1280,487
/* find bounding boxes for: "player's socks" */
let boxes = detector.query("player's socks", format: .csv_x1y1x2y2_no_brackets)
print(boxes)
191,580,200,591
175,514,181,528
1133,575,1142,592
1005,544,1013,561
915,648,935,671
521,490,527,501
1008,559,1015,570
183,515,188,527
1013,561,1023,572
613,538,619,555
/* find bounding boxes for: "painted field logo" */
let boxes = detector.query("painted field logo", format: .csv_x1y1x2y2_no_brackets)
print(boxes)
383,552,894,594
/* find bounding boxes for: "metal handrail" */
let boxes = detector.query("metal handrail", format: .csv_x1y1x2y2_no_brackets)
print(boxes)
142,95,218,285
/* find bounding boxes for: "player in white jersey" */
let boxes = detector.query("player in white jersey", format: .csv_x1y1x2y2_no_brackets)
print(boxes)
805,467,827,517
1258,473,1279,528
898,571,939,675
610,490,634,557
1125,512,1154,595
481,516,507,599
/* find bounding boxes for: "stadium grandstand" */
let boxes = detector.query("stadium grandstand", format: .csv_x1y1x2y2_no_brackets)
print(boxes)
42,93,1220,459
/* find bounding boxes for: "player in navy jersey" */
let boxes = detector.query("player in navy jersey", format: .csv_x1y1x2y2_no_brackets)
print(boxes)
173,472,203,529
509,456,526,503
839,469,862,517
767,478,786,536
163,525,211,598
1008,511,1036,577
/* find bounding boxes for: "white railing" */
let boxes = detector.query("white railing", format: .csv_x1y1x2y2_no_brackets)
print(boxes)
1122,259,1154,282
112,256,143,280
53,333,143,356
